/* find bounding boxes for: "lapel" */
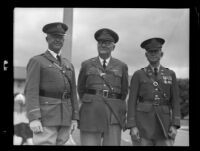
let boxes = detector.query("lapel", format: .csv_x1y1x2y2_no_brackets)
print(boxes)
146,64,164,81
145,65,154,77
44,50,61,66
157,65,165,81
106,57,118,70
91,57,104,71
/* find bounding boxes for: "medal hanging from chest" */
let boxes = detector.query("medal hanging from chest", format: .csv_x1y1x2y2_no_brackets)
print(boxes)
162,75,172,84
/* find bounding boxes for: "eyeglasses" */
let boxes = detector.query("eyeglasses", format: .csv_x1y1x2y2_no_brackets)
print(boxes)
98,41,115,46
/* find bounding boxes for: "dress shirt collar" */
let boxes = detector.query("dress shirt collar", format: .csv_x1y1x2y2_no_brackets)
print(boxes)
149,64,161,72
48,49,61,59
99,56,111,66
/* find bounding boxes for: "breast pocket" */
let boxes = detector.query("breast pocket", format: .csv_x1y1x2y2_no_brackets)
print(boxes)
139,79,152,94
86,67,99,76
41,64,61,82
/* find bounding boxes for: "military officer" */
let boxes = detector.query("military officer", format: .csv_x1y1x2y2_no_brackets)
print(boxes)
77,28,129,146
24,22,79,145
126,37,181,146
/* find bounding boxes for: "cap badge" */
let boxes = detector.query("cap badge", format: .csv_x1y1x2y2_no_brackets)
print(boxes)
57,24,63,30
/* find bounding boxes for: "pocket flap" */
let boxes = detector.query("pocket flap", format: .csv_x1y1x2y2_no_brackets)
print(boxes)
39,96,61,104
162,106,170,114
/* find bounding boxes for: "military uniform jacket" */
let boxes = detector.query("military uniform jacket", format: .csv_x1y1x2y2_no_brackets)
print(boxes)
77,57,128,132
24,50,79,126
127,65,181,140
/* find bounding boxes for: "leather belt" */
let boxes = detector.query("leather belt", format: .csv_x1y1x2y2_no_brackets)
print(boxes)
86,89,122,99
39,89,71,99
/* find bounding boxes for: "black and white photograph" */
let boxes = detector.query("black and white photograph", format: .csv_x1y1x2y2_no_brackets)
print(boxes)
13,8,190,146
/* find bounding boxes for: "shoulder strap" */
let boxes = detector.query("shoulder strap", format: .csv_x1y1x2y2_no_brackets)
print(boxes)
41,53,72,90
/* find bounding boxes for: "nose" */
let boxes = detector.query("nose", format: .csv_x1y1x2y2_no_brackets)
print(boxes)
101,43,107,47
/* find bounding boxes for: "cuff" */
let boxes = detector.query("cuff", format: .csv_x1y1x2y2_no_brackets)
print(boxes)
72,110,79,120
126,117,137,129
172,116,181,129
27,108,41,122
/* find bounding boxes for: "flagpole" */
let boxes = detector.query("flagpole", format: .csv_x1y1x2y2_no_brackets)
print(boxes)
62,8,73,61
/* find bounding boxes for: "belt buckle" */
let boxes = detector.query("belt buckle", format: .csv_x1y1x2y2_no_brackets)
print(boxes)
102,90,109,97
62,91,68,99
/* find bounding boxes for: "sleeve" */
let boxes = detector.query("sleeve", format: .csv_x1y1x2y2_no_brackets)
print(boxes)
121,64,129,101
170,71,181,128
70,64,79,120
77,62,87,100
24,58,41,122
126,71,140,129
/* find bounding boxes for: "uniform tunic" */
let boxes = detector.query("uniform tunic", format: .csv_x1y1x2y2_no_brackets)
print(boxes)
127,65,181,140
24,50,79,126
78,57,128,132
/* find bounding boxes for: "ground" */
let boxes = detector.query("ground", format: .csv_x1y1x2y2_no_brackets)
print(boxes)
14,120,189,146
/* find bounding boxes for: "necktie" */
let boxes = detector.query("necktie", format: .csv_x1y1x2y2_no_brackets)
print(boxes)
57,55,61,65
103,59,106,69
154,67,158,76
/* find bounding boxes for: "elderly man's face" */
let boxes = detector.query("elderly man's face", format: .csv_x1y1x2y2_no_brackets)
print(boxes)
46,34,65,54
97,40,115,57
145,48,163,63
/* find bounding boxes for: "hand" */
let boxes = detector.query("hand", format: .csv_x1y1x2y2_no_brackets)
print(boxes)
168,126,177,140
130,127,140,141
70,120,77,134
29,119,43,133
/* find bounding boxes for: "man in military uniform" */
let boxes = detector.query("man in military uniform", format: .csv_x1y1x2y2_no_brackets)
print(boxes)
24,22,79,145
126,37,181,146
77,28,128,146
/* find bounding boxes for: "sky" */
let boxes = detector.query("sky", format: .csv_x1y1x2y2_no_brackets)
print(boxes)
14,8,189,79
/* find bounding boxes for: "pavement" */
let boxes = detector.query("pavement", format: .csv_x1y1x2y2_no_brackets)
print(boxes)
13,120,189,146
66,125,189,146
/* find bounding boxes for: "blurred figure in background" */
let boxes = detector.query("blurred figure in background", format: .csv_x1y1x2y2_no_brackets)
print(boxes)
14,93,33,145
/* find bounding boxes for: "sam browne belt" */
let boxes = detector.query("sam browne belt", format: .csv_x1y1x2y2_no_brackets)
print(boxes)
39,89,71,99
85,89,122,99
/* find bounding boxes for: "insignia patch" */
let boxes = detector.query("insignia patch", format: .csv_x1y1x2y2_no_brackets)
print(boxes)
57,24,62,30
148,72,152,76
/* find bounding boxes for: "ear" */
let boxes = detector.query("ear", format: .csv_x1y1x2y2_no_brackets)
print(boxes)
113,45,116,49
112,45,115,51
145,52,148,57
46,36,48,42
161,51,164,57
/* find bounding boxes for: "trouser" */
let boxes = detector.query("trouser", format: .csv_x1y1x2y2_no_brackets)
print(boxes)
33,126,71,145
132,137,174,146
80,124,121,146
